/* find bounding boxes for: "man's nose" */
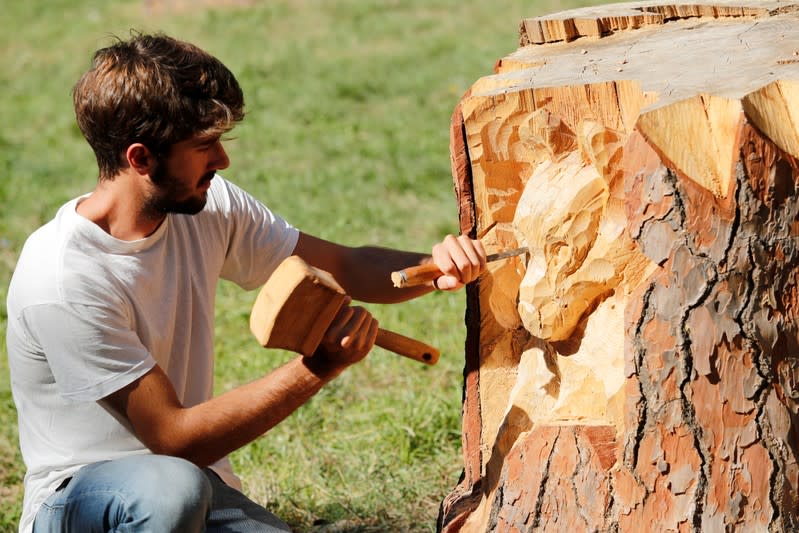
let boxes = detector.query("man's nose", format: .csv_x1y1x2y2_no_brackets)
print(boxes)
211,141,230,170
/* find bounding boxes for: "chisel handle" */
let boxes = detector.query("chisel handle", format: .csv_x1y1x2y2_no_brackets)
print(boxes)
391,246,529,288
376,329,440,365
390,263,442,288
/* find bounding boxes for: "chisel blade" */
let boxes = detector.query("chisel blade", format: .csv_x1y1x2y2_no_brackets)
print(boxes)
486,246,529,263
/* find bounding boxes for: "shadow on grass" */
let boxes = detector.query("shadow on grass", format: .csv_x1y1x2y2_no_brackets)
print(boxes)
310,519,393,533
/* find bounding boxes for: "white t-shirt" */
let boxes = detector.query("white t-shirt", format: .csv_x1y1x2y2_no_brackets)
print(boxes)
6,175,299,533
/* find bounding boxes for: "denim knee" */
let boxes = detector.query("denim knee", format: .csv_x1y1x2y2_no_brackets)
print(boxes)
34,455,214,533
125,456,212,531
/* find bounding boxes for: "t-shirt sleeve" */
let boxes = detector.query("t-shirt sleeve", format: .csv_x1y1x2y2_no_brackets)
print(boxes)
19,301,156,403
214,178,299,290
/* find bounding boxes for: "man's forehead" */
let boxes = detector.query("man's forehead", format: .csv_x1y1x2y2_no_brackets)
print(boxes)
178,134,220,147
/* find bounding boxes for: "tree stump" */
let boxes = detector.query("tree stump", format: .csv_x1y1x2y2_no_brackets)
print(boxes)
439,2,799,531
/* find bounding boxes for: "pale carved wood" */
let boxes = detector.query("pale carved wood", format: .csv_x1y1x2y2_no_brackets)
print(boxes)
439,2,799,531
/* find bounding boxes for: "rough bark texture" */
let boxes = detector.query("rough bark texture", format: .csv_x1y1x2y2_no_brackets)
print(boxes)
439,2,799,531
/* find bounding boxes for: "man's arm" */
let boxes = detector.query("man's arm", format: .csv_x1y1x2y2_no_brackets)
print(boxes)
102,302,378,468
103,233,485,466
292,232,487,303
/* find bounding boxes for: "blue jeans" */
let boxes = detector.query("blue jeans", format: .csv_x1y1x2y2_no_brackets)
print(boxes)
33,455,292,532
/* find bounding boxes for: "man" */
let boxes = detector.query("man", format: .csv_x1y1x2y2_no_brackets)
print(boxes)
6,33,486,532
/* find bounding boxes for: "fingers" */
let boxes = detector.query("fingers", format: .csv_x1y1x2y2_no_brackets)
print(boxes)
430,234,487,290
318,300,378,367
336,306,378,352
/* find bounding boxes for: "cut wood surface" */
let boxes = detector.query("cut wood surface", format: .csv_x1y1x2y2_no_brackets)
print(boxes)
439,2,799,532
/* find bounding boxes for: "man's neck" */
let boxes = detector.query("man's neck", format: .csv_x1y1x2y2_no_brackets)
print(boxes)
76,171,166,241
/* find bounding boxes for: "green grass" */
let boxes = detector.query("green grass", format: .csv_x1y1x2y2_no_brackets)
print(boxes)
0,1,607,531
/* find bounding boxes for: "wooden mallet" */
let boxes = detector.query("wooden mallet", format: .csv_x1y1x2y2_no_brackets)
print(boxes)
250,255,440,365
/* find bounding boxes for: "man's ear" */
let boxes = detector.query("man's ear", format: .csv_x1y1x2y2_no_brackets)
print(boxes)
126,143,155,175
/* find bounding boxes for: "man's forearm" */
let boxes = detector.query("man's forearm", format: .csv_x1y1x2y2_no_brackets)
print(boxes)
337,245,435,303
291,232,486,303
292,233,434,304
172,356,338,466
105,355,343,468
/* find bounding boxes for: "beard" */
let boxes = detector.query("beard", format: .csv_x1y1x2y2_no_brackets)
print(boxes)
142,161,213,218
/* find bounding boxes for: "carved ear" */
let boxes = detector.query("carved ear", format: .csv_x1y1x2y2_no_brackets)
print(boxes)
125,143,154,175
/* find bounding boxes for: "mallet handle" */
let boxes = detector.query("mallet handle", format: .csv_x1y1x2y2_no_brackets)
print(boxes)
376,329,440,365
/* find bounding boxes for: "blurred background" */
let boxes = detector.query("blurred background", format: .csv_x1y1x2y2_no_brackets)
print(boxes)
0,1,606,530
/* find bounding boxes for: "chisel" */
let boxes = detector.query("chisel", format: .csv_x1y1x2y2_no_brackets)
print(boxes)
391,246,529,288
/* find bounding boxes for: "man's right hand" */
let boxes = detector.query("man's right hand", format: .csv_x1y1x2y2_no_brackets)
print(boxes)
314,297,379,372
103,300,378,468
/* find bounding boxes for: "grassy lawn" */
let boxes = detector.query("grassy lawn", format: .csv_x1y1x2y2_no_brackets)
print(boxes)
0,1,606,531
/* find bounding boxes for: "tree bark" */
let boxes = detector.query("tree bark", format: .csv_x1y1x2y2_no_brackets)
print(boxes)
439,2,799,531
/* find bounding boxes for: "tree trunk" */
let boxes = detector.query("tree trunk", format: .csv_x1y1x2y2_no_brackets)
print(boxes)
439,2,799,531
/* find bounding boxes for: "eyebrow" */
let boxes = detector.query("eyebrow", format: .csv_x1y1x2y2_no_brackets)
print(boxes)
193,136,220,147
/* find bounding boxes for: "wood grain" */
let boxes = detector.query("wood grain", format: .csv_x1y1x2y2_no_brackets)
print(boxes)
440,2,799,531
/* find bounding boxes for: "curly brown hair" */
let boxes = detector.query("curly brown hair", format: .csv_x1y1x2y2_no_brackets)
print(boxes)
73,32,245,179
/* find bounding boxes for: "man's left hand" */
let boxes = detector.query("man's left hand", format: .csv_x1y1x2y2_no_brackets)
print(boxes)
430,234,487,291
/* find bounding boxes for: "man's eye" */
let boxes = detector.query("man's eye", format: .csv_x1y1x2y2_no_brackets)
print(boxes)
198,139,221,151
